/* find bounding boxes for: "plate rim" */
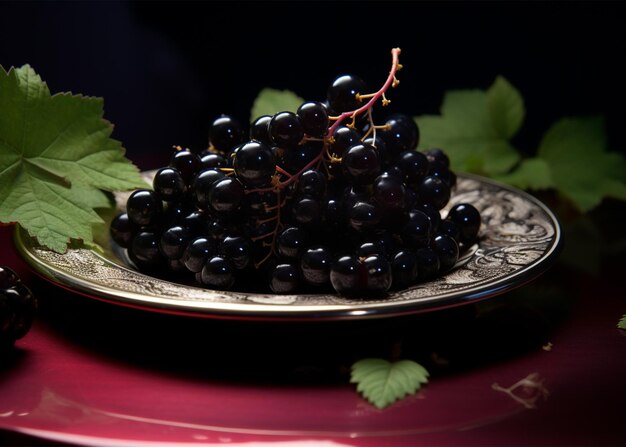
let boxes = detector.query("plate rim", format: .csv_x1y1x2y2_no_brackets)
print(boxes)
14,173,563,321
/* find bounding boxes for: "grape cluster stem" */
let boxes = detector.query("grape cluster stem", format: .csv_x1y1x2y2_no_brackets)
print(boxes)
249,48,403,265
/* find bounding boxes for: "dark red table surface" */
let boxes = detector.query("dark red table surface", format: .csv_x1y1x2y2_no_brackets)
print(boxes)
1,198,625,447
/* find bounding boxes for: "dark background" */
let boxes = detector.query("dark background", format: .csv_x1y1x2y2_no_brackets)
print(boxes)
1,1,624,170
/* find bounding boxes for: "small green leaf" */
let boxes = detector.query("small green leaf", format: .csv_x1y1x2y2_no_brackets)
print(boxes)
416,78,521,176
250,88,304,122
350,358,429,409
536,117,626,211
538,116,606,159
618,315,626,330
496,158,553,190
0,64,147,252
487,76,525,139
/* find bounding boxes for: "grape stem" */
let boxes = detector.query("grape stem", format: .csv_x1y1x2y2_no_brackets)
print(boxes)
249,47,402,266
326,47,401,137
283,47,401,185
253,188,282,268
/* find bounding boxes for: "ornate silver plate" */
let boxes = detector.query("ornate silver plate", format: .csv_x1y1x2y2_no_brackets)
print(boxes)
15,173,561,321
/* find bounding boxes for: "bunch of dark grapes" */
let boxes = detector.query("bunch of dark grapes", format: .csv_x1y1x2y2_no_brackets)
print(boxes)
1,266,37,350
110,48,482,297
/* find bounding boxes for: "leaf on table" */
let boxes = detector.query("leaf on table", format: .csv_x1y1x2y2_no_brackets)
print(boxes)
350,358,429,409
503,117,626,212
415,77,523,176
0,64,147,252
250,88,304,122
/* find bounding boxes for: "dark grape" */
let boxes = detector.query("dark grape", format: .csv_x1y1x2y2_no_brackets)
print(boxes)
0,266,19,289
401,209,432,248
170,149,203,185
418,175,451,210
109,213,133,248
200,152,228,170
324,198,345,228
363,135,390,166
0,290,14,340
297,101,329,138
269,262,299,294
0,266,37,349
373,174,407,211
431,234,459,273
396,150,429,185
425,148,450,168
182,237,215,273
280,140,321,173
179,210,208,237
126,189,163,227
330,126,360,157
438,220,461,244
363,255,393,294
416,202,442,236
342,185,370,209
269,111,304,148
428,159,453,185
163,200,195,227
327,74,367,113
379,114,419,154
392,250,418,289
446,203,481,244
153,167,186,202
250,115,273,145
357,240,387,258
209,115,244,152
159,226,192,260
208,177,244,213
292,196,322,226
300,246,332,287
329,255,361,295
130,231,163,267
201,256,235,289
218,235,252,270
1,286,34,341
206,218,230,240
298,169,326,198
193,169,226,211
12,284,36,339
348,201,381,232
342,143,381,185
234,140,276,187
277,227,307,259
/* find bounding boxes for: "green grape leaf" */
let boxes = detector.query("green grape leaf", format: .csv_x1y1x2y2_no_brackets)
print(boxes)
0,64,147,252
496,158,554,190
618,315,626,330
250,88,304,123
535,117,626,212
487,76,525,139
350,358,429,409
415,77,523,176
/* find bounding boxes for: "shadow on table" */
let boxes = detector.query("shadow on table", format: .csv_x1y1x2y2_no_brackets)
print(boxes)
29,264,575,387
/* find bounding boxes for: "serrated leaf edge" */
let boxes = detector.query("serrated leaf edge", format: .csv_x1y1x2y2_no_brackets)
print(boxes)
350,358,429,409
